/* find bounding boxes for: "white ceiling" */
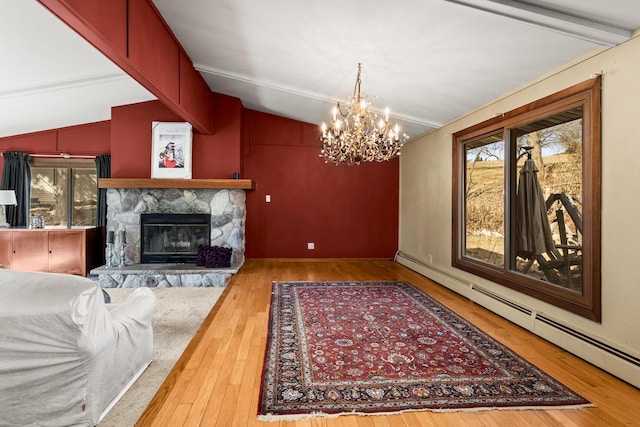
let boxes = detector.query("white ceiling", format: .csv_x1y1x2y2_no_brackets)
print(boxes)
0,1,155,138
1,1,639,140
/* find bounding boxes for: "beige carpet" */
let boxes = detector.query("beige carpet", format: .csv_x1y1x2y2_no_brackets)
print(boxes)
98,286,224,427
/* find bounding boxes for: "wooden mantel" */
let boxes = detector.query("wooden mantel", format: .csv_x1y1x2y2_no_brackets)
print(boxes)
99,178,255,190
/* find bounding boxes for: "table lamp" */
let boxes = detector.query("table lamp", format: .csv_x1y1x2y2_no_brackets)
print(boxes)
0,190,17,227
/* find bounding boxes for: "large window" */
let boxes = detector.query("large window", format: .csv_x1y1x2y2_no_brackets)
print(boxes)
452,78,601,321
30,159,97,227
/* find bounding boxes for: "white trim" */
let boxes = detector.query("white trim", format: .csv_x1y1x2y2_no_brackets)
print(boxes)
194,64,444,130
443,0,631,46
0,74,128,100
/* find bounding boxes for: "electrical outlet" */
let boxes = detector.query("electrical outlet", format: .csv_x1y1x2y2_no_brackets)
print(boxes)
427,253,433,263
265,195,271,203
307,242,315,250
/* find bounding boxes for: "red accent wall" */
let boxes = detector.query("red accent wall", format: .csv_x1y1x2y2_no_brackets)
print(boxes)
0,121,110,171
57,121,111,155
244,111,399,258
110,95,242,179
0,106,399,259
192,94,242,179
110,100,181,178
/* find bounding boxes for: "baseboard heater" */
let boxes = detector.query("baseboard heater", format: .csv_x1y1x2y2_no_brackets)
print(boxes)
395,251,640,369
470,284,533,316
535,315,640,367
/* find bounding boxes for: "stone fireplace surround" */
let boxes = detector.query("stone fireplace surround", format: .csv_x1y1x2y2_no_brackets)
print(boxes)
91,180,250,288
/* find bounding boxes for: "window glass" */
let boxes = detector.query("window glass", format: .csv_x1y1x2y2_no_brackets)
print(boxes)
72,169,97,226
464,133,505,267
511,111,583,291
30,160,96,227
31,167,68,226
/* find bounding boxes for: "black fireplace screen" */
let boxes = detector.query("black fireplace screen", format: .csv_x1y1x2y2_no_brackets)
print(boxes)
141,213,211,263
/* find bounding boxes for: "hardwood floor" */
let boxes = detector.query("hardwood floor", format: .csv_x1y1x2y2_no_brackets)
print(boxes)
137,259,640,426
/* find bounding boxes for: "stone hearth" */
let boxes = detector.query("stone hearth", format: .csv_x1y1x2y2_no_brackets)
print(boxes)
91,262,242,288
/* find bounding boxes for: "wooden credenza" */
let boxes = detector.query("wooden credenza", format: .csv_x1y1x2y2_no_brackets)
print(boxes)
0,227,104,276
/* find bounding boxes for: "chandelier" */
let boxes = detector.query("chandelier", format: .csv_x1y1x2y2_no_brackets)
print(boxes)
320,63,408,165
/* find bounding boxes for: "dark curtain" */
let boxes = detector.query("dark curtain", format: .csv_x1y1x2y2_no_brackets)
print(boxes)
95,154,111,227
1,152,31,227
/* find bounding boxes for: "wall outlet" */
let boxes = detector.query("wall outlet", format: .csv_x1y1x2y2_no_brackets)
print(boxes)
265,194,271,203
307,242,315,250
427,253,433,263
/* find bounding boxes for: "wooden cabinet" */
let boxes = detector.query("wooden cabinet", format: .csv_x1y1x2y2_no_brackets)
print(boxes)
48,230,86,275
10,231,49,273
0,227,104,276
0,231,11,269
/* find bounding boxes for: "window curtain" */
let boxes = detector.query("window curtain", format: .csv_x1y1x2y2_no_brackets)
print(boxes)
95,154,111,228
1,152,31,227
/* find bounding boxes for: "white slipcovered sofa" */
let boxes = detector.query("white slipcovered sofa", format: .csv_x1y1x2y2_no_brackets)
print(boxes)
0,270,156,426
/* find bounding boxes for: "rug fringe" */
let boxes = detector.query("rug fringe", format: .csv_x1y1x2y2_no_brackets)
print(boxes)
258,403,595,421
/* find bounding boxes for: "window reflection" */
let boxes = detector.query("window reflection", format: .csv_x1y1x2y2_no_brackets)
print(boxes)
464,133,504,267
512,111,583,291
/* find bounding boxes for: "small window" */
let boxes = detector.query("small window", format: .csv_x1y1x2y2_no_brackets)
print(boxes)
30,158,97,227
453,78,601,321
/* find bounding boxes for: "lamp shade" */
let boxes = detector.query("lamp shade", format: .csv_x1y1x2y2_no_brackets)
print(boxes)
0,190,17,205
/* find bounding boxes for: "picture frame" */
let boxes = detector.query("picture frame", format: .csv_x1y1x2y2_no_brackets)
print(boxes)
151,121,193,179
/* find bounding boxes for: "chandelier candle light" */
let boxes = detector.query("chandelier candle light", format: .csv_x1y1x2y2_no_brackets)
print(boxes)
320,63,408,165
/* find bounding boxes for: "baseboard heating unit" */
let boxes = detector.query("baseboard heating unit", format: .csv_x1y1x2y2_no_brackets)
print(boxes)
395,251,640,389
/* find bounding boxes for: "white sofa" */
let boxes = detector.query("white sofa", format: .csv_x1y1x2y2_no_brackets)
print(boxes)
0,270,156,426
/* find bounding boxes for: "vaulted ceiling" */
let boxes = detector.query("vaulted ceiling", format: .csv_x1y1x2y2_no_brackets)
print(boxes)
1,1,639,139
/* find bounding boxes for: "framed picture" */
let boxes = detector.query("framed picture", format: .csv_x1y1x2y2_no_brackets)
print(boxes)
151,121,193,179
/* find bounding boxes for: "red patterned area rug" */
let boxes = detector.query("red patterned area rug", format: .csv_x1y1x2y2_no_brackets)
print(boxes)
258,281,591,420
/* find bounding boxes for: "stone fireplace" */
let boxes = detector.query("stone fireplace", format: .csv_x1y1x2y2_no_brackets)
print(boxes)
91,180,251,288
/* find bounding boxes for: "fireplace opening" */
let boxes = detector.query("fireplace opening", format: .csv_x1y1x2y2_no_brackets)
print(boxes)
141,213,211,263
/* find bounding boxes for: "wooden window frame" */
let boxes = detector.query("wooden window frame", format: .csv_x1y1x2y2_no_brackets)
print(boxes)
452,77,601,321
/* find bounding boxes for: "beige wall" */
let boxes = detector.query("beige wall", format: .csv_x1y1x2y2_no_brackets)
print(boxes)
399,35,640,385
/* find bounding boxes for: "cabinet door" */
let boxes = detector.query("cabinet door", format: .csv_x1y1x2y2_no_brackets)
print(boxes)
49,230,85,275
11,231,49,272
0,232,11,269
